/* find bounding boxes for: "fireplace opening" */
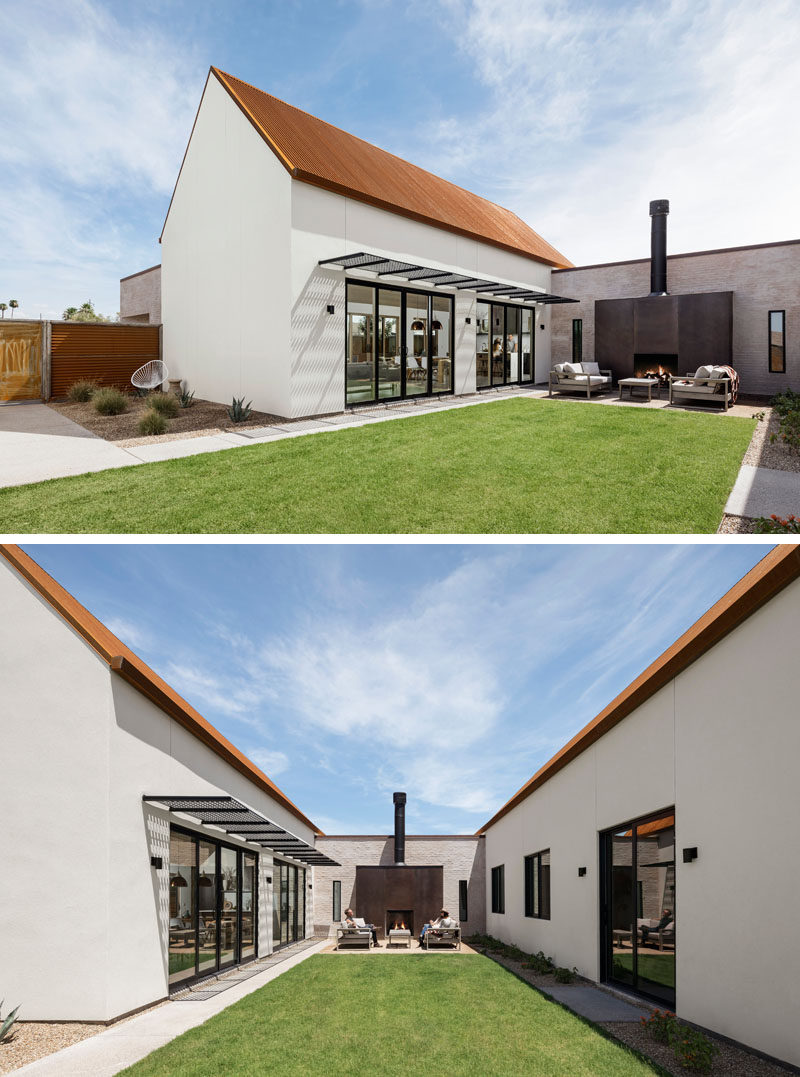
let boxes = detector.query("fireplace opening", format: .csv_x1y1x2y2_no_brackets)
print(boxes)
386,910,414,935
633,353,678,387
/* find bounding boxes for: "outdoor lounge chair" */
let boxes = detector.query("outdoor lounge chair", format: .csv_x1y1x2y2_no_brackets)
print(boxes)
549,362,612,399
335,920,373,950
424,923,461,950
668,366,732,411
636,918,675,951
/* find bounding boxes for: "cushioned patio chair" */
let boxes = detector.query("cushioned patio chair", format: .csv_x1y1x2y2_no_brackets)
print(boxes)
668,366,732,411
549,362,612,399
424,922,461,950
335,919,373,950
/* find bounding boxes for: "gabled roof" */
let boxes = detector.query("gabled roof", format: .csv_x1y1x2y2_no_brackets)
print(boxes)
205,67,571,269
478,545,800,834
0,545,322,836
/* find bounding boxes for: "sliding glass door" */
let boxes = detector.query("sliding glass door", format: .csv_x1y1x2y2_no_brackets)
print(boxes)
169,831,198,986
601,811,676,1005
477,302,537,388
345,282,453,405
272,860,307,948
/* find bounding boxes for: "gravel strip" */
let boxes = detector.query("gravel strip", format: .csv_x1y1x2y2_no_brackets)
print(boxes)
717,513,760,534
743,410,800,473
477,950,792,1076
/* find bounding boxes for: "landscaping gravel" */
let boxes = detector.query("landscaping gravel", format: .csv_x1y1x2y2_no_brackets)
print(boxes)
0,1021,100,1073
743,410,800,473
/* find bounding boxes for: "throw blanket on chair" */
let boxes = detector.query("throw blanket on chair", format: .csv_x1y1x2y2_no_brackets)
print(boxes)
719,365,740,405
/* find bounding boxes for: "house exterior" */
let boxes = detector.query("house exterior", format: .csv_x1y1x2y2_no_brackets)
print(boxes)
479,544,800,1069
0,545,336,1022
156,67,572,418
119,264,161,324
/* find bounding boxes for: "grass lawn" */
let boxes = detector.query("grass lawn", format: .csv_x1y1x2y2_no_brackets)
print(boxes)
614,952,676,989
0,398,754,533
120,955,660,1077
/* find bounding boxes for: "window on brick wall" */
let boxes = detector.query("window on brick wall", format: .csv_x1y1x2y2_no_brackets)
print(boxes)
332,880,341,922
769,310,786,372
459,880,468,922
524,850,551,919
491,865,505,914
572,319,583,362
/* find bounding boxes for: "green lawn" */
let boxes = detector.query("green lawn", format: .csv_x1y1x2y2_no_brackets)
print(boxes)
614,952,676,989
0,398,754,533
120,955,660,1077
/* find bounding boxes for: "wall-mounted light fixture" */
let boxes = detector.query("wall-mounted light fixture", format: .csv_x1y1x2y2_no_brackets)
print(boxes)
308,883,313,889
465,317,471,324
682,847,698,863
266,875,273,884
326,304,335,315
540,324,546,330
150,855,163,869
578,866,587,877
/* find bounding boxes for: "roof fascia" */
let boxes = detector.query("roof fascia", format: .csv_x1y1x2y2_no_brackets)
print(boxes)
0,544,322,836
477,545,800,834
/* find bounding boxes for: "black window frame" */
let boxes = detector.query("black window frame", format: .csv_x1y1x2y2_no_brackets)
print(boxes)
769,309,786,373
459,879,468,922
475,300,536,390
572,319,583,362
332,880,341,922
491,864,505,914
524,849,551,920
345,280,455,406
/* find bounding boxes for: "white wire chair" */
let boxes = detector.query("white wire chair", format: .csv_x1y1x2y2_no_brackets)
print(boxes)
131,359,169,391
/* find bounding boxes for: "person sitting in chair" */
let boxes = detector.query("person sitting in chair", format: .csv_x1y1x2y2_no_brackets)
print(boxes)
641,908,673,946
419,912,441,947
344,907,378,946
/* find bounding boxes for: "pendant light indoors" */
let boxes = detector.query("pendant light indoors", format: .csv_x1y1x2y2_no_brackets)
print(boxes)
410,319,425,331
170,872,188,888
431,319,443,330
199,872,213,888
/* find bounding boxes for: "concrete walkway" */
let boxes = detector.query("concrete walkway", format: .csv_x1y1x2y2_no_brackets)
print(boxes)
725,464,800,519
16,939,328,1076
542,983,651,1022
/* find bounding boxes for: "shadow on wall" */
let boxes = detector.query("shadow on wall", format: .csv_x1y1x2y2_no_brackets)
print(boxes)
290,268,346,417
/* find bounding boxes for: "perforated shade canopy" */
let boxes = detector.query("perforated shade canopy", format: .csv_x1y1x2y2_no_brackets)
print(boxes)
144,795,340,866
319,252,579,305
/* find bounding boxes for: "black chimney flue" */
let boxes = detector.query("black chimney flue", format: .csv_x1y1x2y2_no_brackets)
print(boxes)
393,792,406,866
649,199,669,296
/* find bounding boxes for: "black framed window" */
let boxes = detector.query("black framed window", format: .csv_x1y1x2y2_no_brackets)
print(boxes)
524,849,551,919
491,865,505,914
572,319,583,362
345,281,454,405
332,880,341,922
459,880,468,922
769,310,785,372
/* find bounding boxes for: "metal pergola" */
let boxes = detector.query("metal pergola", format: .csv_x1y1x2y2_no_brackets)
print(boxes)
143,795,339,866
318,251,579,305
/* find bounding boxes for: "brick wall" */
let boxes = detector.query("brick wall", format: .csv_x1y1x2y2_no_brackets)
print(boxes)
120,265,161,325
551,241,800,397
313,835,485,936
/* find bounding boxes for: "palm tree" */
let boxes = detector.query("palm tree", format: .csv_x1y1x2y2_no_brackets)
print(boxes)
0,303,6,319
9,299,19,318
63,306,78,321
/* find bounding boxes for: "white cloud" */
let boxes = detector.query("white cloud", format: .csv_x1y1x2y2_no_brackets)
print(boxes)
165,662,262,724
247,748,290,777
104,615,152,651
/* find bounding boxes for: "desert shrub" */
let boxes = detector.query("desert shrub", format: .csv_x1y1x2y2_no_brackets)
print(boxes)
770,388,800,453
522,951,555,975
148,392,179,418
179,384,195,408
553,966,578,983
227,396,252,423
137,410,168,436
67,380,98,402
93,387,128,415
0,1000,21,1043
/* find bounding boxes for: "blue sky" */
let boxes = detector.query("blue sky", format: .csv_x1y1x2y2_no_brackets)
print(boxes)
23,542,770,836
3,0,799,320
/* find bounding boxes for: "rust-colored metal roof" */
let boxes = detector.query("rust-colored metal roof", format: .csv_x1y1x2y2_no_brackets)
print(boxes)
478,545,800,834
0,545,322,836
210,68,572,270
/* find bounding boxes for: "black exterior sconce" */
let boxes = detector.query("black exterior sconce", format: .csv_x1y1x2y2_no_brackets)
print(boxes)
326,304,335,315
150,855,163,869
682,847,698,863
266,875,273,884
540,323,546,330
308,883,313,889
465,317,471,324
578,866,587,877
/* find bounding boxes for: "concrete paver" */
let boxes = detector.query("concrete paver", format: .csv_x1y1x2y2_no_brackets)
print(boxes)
725,464,800,519
542,983,651,1022
16,940,329,1076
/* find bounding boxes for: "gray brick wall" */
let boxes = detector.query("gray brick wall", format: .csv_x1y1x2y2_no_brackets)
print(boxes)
551,241,800,397
120,265,161,325
312,836,485,936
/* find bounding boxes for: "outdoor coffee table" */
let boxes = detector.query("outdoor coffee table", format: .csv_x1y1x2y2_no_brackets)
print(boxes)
619,377,659,401
387,929,412,948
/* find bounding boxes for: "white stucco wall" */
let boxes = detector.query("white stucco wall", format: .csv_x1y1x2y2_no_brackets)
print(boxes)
483,576,800,1068
0,561,315,1021
289,182,554,417
162,74,293,416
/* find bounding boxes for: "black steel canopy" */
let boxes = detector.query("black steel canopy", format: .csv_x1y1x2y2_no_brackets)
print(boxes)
319,251,578,304
143,795,339,866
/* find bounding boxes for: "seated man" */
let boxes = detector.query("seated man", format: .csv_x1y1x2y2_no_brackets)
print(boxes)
641,908,673,946
419,912,441,947
344,907,378,946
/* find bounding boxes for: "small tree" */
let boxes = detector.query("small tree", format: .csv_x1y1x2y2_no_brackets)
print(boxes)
9,299,19,317
62,306,78,320
65,300,110,323
0,303,7,318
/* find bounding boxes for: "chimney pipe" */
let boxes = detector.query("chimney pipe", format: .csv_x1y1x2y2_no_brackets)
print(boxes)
649,199,669,296
393,792,406,866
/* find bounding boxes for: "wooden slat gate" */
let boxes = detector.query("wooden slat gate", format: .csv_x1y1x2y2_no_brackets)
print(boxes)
50,323,161,399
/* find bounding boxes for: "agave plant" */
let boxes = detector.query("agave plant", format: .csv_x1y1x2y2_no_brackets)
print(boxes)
227,396,252,423
179,384,195,408
0,1000,21,1043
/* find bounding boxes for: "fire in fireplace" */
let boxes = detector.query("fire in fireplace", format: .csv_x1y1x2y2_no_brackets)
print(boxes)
633,353,678,386
386,910,414,934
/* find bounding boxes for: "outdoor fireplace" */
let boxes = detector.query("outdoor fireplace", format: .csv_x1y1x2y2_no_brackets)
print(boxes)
386,910,414,934
633,353,678,386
